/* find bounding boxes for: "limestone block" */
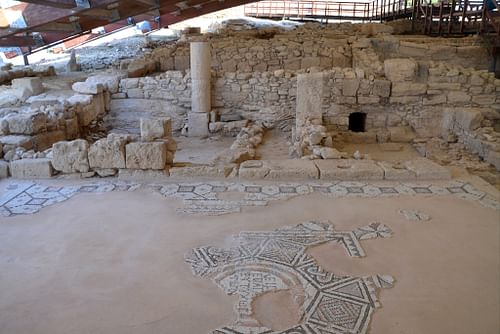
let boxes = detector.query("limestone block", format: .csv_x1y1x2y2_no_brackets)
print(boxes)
188,112,209,137
389,96,421,104
67,94,93,106
485,150,500,171
174,55,190,70
169,165,235,178
52,139,89,173
88,134,130,169
391,82,427,96
6,112,47,135
11,87,32,101
0,135,33,151
472,95,496,105
32,130,65,151
65,118,79,139
388,126,416,143
372,79,391,97
455,108,483,131
239,160,319,180
140,118,172,140
86,74,121,94
378,161,416,180
358,96,380,104
403,158,451,180
10,158,53,179
448,91,471,103
266,160,319,180
0,160,9,178
301,57,320,69
72,82,103,95
11,77,44,96
118,169,170,181
296,72,324,127
128,59,156,78
384,58,417,82
125,141,167,170
95,168,117,177
315,159,384,181
423,94,446,105
127,88,144,99
76,105,97,127
238,160,271,179
342,79,360,97
313,147,344,159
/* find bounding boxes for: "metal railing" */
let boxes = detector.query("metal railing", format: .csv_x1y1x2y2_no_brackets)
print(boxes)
244,0,497,33
244,0,416,22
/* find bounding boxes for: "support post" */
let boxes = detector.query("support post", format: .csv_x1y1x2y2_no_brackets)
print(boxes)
188,42,211,137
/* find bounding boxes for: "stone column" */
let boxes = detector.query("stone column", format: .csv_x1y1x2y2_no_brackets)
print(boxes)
291,72,324,157
188,42,211,137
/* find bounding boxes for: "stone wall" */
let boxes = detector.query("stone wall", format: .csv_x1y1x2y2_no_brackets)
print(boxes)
125,22,490,77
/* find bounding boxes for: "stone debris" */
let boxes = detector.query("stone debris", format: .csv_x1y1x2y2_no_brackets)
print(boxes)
51,139,90,173
215,123,264,164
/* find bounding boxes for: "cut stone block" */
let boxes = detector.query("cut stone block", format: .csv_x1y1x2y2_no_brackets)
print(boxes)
10,158,53,179
11,77,44,96
403,158,451,180
0,160,9,178
52,139,90,173
118,168,170,181
140,117,172,140
378,161,416,180
88,134,130,169
296,72,324,127
388,126,416,143
384,58,417,82
31,130,65,151
315,159,384,180
72,82,104,95
6,112,47,135
0,135,33,150
169,164,235,178
125,141,167,170
239,160,319,180
188,112,209,137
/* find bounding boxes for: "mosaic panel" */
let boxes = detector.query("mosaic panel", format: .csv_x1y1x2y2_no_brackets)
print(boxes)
185,221,395,334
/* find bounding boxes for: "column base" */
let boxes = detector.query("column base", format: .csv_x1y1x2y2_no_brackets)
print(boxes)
188,112,209,137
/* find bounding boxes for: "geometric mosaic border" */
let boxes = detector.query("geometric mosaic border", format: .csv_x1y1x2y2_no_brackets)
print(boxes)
0,179,498,218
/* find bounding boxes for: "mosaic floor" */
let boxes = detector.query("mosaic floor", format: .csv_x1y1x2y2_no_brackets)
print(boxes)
185,221,394,334
0,179,498,217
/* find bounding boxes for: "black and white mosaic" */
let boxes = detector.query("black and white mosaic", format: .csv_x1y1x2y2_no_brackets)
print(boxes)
153,180,499,216
185,221,395,334
0,180,498,218
0,181,140,217
399,209,431,222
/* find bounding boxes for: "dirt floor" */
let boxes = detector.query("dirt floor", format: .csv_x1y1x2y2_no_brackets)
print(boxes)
257,129,291,160
174,135,235,164
0,177,498,334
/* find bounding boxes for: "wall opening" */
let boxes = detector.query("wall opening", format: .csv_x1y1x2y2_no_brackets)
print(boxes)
348,112,366,132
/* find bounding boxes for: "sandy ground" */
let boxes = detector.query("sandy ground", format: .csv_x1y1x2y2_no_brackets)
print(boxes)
0,180,498,334
175,135,235,164
258,129,291,160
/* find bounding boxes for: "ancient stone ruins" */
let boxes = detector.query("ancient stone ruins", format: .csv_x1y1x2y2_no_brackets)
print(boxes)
0,20,498,186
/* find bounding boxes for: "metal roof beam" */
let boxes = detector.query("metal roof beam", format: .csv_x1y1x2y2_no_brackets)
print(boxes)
0,36,37,47
17,0,90,9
